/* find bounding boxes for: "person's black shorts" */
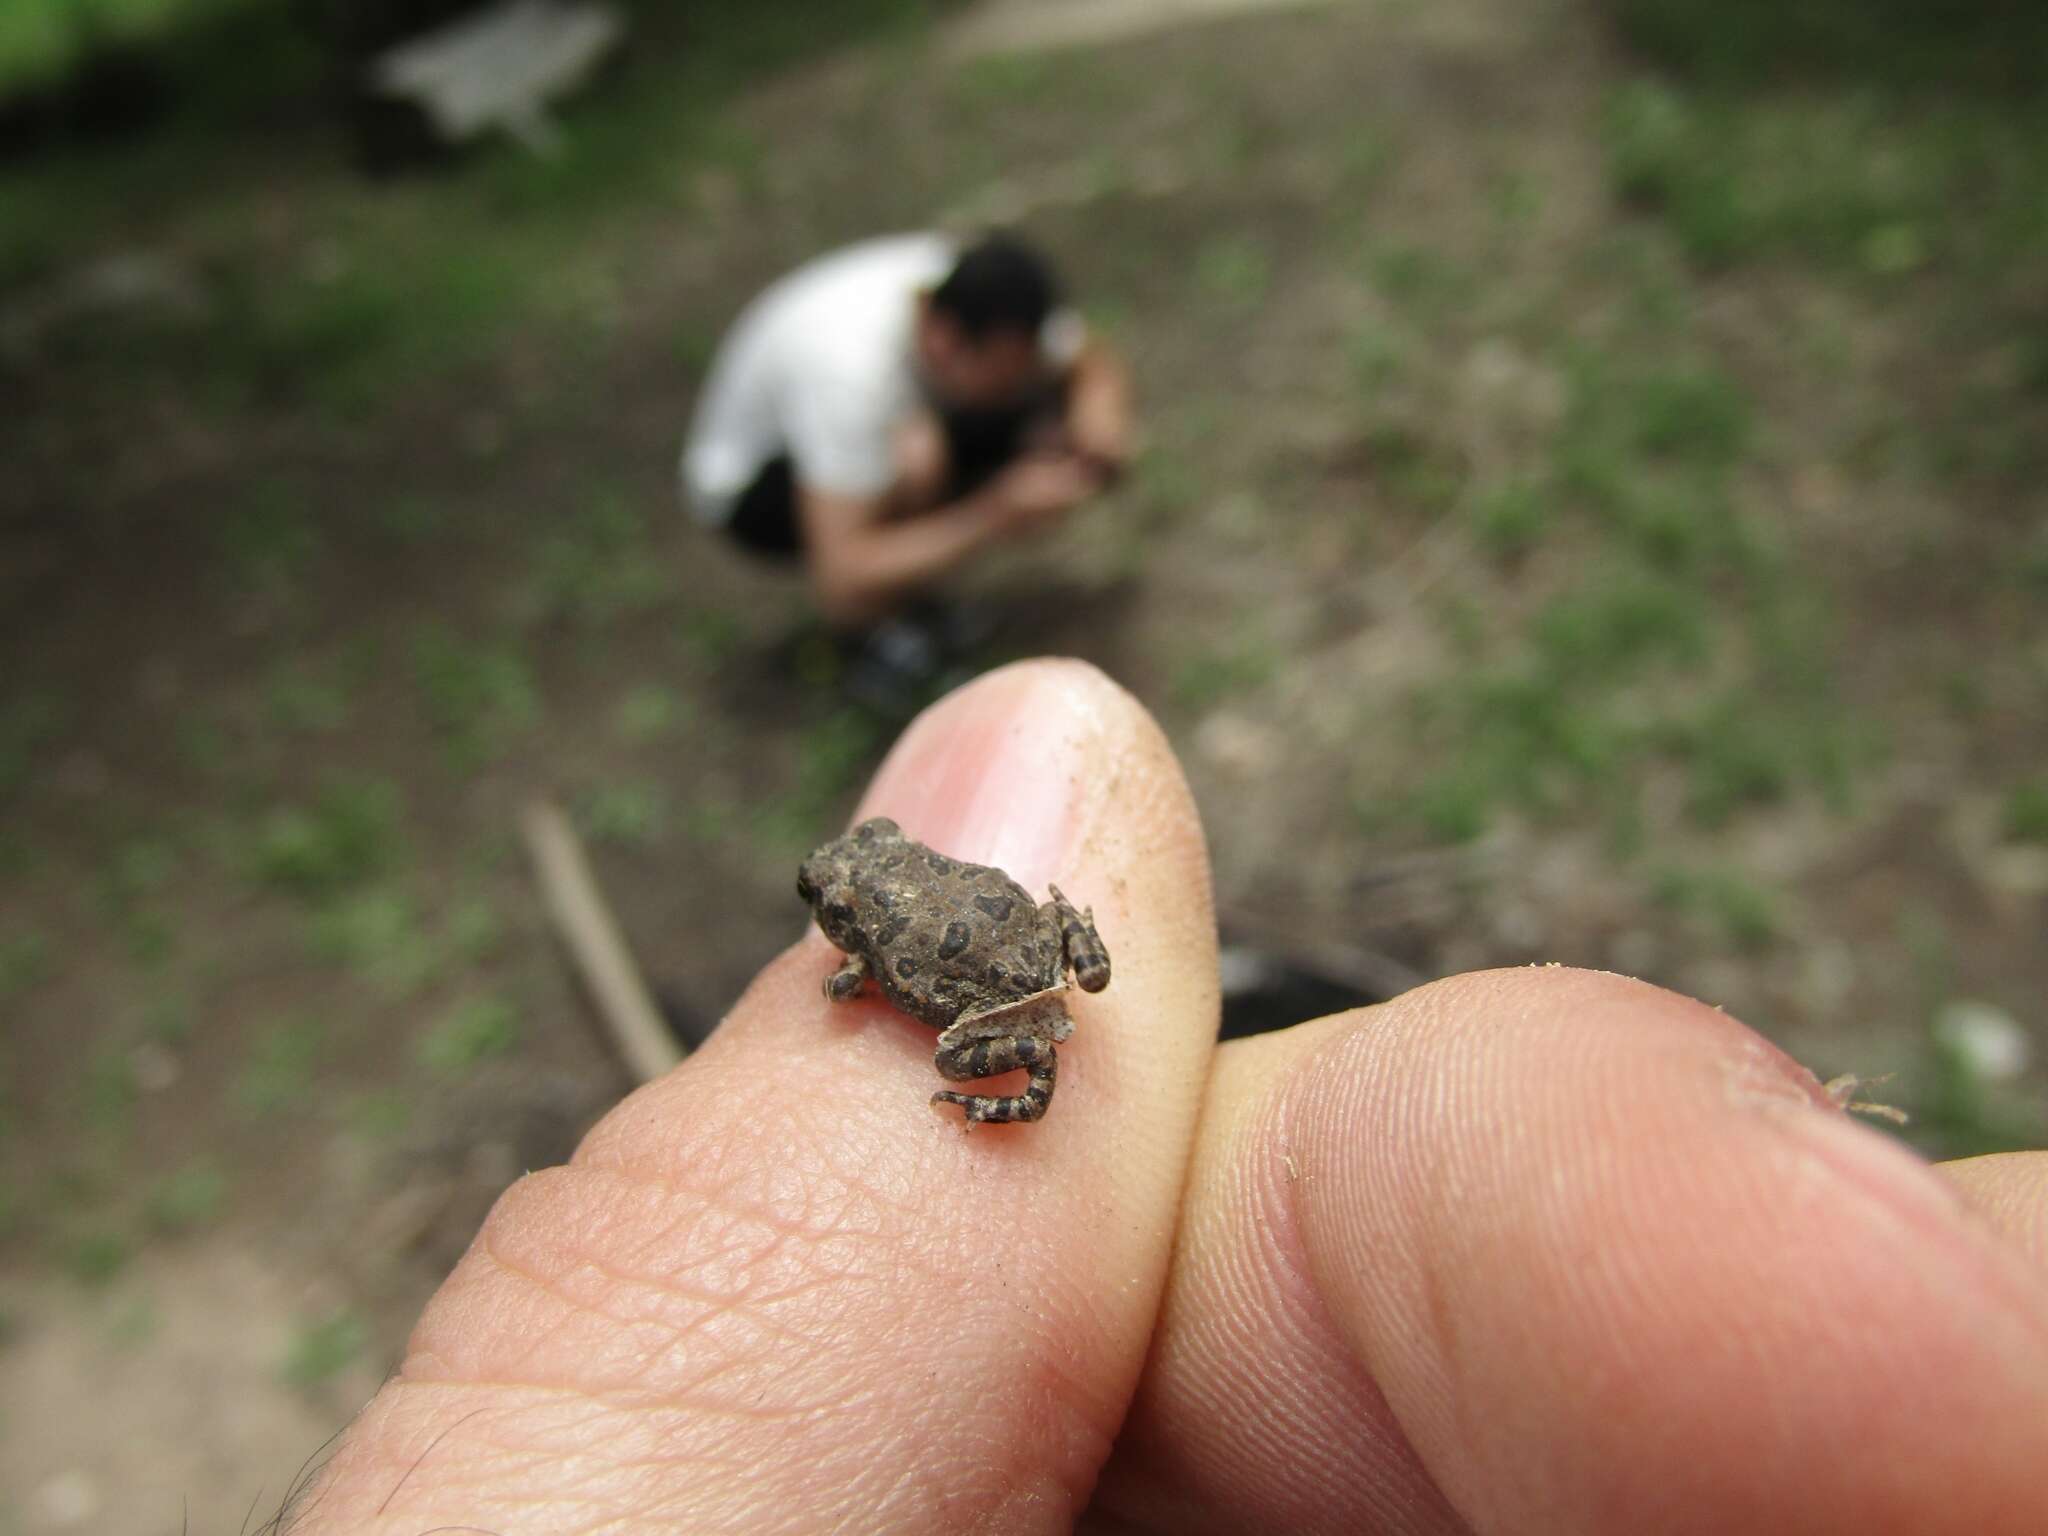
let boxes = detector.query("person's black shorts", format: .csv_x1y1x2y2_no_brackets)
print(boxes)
725,391,1063,557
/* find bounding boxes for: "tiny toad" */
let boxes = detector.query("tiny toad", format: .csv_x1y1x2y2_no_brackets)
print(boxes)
797,817,1110,1123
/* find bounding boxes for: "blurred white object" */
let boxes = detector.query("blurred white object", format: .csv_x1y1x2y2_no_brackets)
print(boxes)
370,0,626,155
1935,1000,2031,1082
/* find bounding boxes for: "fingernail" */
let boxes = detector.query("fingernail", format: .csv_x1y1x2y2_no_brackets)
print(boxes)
853,661,1110,891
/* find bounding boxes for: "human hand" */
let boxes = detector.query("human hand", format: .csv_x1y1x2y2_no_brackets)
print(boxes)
988,451,1102,530
294,661,2048,1535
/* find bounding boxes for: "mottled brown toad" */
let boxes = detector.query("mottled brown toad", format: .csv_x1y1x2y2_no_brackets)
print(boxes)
797,816,1110,1123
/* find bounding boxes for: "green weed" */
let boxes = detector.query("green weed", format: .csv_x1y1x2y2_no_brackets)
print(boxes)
1194,235,1272,309
0,693,66,797
142,1160,226,1234
418,996,521,1072
62,1230,132,1287
264,663,350,735
233,1016,327,1115
515,490,669,628
346,1089,413,1142
1532,572,1711,681
282,1308,367,1391
251,781,402,901
1369,241,1472,314
1170,635,1280,713
2001,779,2048,842
0,929,52,1004
413,628,539,766
307,889,437,996
80,1047,138,1137
216,482,319,594
616,684,687,743
444,896,503,962
580,781,670,847
1470,478,1552,557
1651,862,1782,950
378,495,448,545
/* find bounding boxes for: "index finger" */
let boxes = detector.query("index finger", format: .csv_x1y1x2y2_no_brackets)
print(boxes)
296,659,1219,1534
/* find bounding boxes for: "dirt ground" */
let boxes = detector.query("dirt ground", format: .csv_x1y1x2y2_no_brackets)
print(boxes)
3,0,2045,1528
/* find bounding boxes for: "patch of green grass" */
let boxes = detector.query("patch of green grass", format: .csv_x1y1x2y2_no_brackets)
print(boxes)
413,627,539,767
1348,325,1408,394
216,481,319,594
514,490,670,628
1601,72,2048,279
2002,779,2048,843
307,888,437,996
233,1016,326,1116
1194,235,1272,309
263,662,350,735
377,494,448,545
61,1229,132,1287
1409,765,1496,845
282,1308,367,1392
1170,633,1281,713
1469,478,1552,557
346,1089,413,1142
1604,0,2048,94
250,781,402,901
1532,571,1712,681
418,996,521,1072
754,708,887,852
1915,1009,2046,1158
141,991,195,1047
142,1160,225,1234
0,0,247,94
1369,241,1473,314
1362,423,1468,516
0,693,66,797
80,1047,138,1138
580,781,671,848
0,929,52,1005
1651,862,1782,950
615,683,687,743
445,896,503,962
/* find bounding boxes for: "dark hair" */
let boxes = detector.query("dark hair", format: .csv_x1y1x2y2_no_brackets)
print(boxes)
928,233,1062,343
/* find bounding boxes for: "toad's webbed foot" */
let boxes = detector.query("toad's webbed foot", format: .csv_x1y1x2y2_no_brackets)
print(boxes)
1046,884,1110,993
824,952,870,1002
931,1033,1057,1123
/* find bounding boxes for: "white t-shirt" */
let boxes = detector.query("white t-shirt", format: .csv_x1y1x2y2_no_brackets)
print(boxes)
681,233,955,524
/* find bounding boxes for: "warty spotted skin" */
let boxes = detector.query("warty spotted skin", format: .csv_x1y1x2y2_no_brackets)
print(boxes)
797,816,1110,1123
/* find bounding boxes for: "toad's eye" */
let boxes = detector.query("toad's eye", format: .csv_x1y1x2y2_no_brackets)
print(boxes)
796,872,817,902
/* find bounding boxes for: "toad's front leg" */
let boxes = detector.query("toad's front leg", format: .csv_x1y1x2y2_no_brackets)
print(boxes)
931,1033,1058,1123
823,951,870,1002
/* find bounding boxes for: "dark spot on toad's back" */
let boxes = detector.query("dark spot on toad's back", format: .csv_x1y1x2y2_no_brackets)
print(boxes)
938,921,970,961
876,915,910,946
974,893,1013,922
896,956,917,979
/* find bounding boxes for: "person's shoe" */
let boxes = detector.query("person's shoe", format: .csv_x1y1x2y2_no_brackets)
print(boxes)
842,616,944,718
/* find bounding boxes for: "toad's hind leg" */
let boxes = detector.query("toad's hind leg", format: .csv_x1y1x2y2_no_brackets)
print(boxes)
1046,884,1110,993
931,1034,1058,1124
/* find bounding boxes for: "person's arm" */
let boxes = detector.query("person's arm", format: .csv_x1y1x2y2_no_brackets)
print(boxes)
801,481,1011,627
803,456,1100,627
1063,339,1136,479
